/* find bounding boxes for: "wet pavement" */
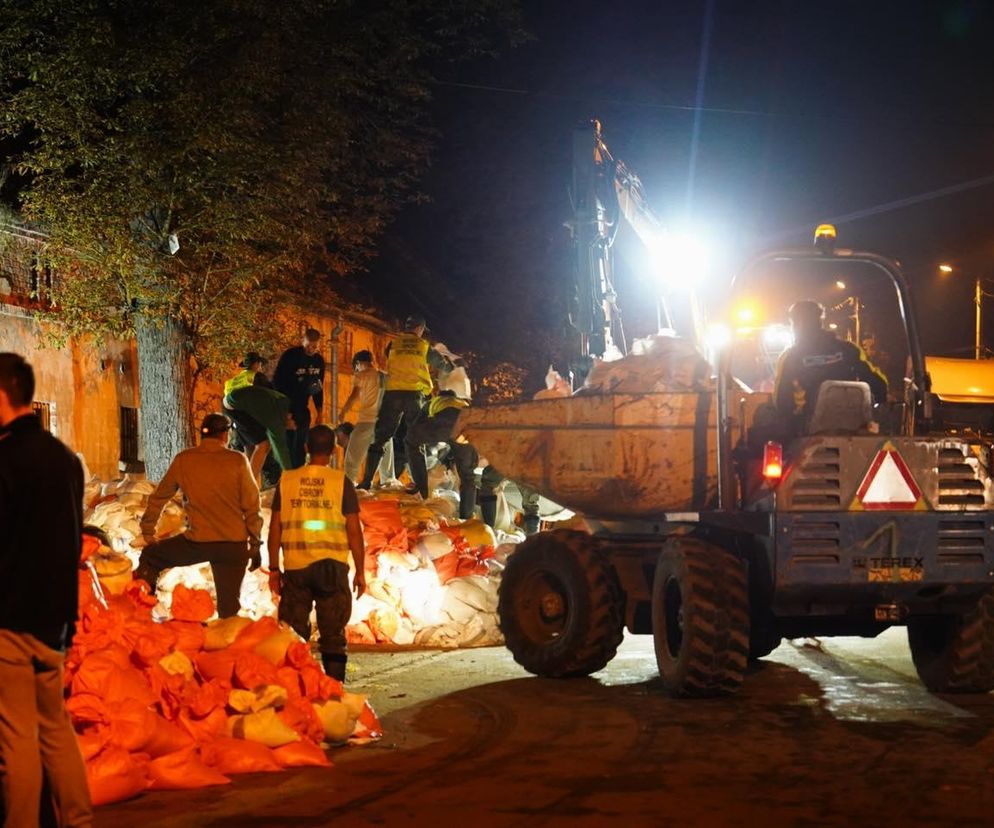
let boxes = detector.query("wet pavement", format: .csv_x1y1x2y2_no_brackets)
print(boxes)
96,630,994,827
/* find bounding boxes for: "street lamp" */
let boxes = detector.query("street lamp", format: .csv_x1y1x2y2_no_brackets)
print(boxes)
939,264,991,360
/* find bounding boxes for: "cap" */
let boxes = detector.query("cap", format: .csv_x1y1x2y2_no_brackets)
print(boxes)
241,351,265,369
404,314,428,332
200,413,231,437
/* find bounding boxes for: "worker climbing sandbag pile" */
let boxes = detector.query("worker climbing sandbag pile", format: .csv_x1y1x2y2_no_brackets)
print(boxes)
70,547,382,807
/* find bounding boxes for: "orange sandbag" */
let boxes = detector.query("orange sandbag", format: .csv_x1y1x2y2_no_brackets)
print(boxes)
229,617,280,651
356,700,384,739
170,584,216,622
185,678,231,719
200,736,282,774
66,694,110,727
108,699,157,751
165,620,207,654
81,534,102,562
131,625,178,669
141,715,195,758
432,550,460,584
177,707,228,744
285,641,314,671
147,747,230,790
122,578,159,610
253,627,299,666
75,726,110,761
72,654,156,706
233,651,280,690
195,650,239,683
273,740,332,768
278,697,326,744
274,666,304,701
86,746,149,806
298,662,341,702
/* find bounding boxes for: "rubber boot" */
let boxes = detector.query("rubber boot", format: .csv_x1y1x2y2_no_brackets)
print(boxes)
523,514,541,536
322,653,347,682
479,495,498,528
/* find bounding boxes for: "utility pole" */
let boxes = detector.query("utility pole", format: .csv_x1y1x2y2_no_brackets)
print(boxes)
976,277,983,360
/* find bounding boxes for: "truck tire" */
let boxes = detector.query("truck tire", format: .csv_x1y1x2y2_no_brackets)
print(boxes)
908,592,994,693
652,537,750,697
498,529,625,677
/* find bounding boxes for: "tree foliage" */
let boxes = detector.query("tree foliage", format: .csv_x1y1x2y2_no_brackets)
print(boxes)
0,0,523,376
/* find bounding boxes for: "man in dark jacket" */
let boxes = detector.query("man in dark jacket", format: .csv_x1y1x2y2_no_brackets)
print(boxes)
273,327,326,468
0,353,93,827
774,300,888,435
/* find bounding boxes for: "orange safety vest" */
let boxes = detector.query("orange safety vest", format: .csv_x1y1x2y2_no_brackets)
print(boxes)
385,333,432,394
278,465,349,569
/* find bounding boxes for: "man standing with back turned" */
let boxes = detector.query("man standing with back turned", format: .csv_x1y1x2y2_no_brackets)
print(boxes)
268,425,366,681
0,353,93,828
358,315,443,490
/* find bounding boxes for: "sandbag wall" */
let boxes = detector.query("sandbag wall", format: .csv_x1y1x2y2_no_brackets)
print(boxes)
83,475,521,647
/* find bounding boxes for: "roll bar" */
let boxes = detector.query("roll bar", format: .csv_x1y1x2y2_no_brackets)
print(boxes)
715,246,927,509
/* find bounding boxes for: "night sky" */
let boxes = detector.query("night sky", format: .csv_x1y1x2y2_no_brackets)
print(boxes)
361,0,994,388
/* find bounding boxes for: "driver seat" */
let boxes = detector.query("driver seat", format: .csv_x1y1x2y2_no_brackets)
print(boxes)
807,380,873,435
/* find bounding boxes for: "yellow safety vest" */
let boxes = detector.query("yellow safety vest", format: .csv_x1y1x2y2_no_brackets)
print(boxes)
385,333,432,393
224,369,258,397
428,395,469,418
278,465,350,570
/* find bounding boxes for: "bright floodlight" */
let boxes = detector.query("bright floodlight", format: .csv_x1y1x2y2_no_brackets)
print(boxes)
650,230,710,290
762,324,794,351
704,323,731,351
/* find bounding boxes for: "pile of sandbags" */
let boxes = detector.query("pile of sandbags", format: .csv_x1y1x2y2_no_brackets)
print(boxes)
578,333,711,394
71,546,381,807
81,466,521,649
346,493,512,648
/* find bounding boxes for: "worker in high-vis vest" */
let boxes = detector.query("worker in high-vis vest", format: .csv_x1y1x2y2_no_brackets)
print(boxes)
406,390,479,519
267,425,365,681
357,314,448,490
222,351,295,482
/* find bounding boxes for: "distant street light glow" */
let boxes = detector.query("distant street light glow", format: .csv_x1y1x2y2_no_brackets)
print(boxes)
939,264,954,274
835,280,846,290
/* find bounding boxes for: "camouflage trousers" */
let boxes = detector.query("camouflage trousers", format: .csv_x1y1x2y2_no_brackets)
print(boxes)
277,558,352,657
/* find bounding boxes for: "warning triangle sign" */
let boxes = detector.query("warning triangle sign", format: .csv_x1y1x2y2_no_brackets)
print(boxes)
853,444,925,511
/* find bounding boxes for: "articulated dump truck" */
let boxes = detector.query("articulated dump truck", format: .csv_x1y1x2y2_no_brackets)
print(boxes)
458,238,994,697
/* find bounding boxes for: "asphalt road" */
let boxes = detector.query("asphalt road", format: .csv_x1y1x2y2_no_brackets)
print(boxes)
97,631,994,828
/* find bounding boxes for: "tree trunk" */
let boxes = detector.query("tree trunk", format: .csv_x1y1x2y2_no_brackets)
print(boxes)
135,314,195,481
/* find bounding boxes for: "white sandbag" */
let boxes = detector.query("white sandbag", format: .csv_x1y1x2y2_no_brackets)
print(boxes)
398,568,445,627
439,587,478,626
413,532,454,561
445,575,498,614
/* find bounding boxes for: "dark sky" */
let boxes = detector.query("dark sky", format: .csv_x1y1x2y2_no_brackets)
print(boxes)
361,0,994,384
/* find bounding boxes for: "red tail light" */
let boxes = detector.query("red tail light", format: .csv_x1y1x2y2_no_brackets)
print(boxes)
763,441,783,482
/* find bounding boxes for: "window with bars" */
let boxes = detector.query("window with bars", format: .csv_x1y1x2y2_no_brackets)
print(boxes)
336,329,354,372
31,401,57,436
119,406,141,465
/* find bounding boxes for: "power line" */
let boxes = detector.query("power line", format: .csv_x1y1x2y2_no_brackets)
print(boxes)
432,79,994,130
763,171,994,243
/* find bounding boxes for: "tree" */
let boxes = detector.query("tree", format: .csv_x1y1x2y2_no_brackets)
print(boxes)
0,0,522,478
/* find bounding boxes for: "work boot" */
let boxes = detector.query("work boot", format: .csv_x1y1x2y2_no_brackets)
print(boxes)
479,495,498,528
321,653,347,682
523,514,541,536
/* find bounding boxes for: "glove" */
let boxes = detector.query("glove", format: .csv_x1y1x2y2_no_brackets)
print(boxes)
248,550,262,571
